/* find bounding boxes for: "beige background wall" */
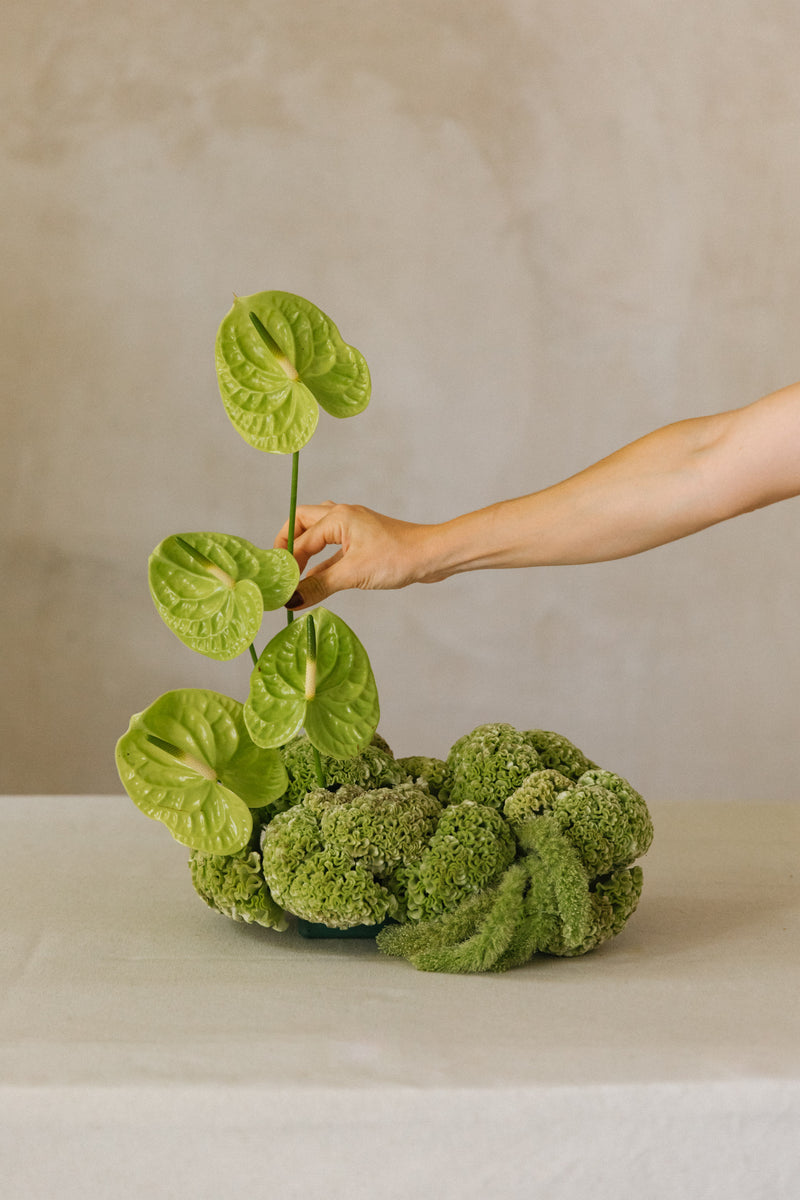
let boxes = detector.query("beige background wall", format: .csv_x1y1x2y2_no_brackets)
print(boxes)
3,0,799,801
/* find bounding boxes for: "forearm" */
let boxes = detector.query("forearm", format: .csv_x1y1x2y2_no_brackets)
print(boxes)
423,423,720,575
281,383,800,607
418,389,800,579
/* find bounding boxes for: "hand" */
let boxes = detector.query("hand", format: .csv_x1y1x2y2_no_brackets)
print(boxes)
274,502,438,610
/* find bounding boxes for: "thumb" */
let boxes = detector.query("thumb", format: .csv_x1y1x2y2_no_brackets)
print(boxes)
286,566,343,612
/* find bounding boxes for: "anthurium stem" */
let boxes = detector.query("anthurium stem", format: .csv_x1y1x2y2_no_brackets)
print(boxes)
248,644,258,666
312,746,326,788
286,450,300,626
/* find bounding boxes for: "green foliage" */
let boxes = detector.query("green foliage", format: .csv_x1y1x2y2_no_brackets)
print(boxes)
115,688,288,853
148,532,299,661
514,815,595,952
244,608,380,758
215,291,371,454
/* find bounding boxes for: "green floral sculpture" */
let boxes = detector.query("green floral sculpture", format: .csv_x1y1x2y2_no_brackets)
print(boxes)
116,292,654,974
189,723,653,971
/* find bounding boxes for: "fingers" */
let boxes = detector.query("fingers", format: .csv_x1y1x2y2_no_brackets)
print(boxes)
277,503,352,611
290,512,348,574
275,501,425,611
286,555,351,611
304,549,344,577
286,573,332,611
273,502,336,552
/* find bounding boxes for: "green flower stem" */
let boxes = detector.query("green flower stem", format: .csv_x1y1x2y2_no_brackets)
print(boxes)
248,643,258,666
286,450,300,626
312,745,326,788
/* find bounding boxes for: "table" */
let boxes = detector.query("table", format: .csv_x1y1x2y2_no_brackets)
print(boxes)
2,795,798,1198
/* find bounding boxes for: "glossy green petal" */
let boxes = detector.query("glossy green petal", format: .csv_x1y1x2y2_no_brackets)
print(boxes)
148,532,299,661
244,608,379,759
115,688,289,853
215,292,371,454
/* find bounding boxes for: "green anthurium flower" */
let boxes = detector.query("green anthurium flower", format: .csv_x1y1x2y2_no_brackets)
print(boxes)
116,688,289,853
148,532,300,661
215,291,371,454
244,608,380,759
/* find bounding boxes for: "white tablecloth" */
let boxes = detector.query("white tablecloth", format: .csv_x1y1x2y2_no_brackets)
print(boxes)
1,795,798,1198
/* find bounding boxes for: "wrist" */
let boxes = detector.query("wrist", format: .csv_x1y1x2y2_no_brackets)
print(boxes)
414,505,510,581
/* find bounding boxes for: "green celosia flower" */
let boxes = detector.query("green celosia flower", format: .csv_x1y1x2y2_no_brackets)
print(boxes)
280,735,409,806
369,731,394,756
503,769,575,830
523,730,596,781
577,768,645,809
260,782,442,928
545,780,654,876
396,756,451,798
401,801,517,922
566,865,644,957
446,723,542,807
189,847,287,930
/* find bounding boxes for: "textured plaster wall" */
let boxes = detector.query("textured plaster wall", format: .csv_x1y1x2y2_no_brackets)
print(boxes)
2,0,800,800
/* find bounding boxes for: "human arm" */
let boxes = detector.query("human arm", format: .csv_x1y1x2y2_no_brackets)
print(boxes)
276,382,800,610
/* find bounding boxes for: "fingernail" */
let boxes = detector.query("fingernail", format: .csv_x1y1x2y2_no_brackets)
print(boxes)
286,591,303,609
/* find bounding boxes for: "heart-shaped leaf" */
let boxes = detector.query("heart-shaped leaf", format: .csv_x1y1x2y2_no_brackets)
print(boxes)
215,292,371,454
244,608,379,759
116,688,289,853
148,532,300,661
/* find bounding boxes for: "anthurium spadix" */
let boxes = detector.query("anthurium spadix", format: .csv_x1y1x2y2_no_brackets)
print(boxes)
148,532,300,661
244,608,380,759
115,689,289,854
215,291,371,454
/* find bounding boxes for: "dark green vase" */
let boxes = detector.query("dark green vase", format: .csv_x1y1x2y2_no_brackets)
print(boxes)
296,918,388,939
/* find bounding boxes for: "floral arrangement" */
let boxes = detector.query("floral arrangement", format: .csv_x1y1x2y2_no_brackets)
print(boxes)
115,291,652,973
